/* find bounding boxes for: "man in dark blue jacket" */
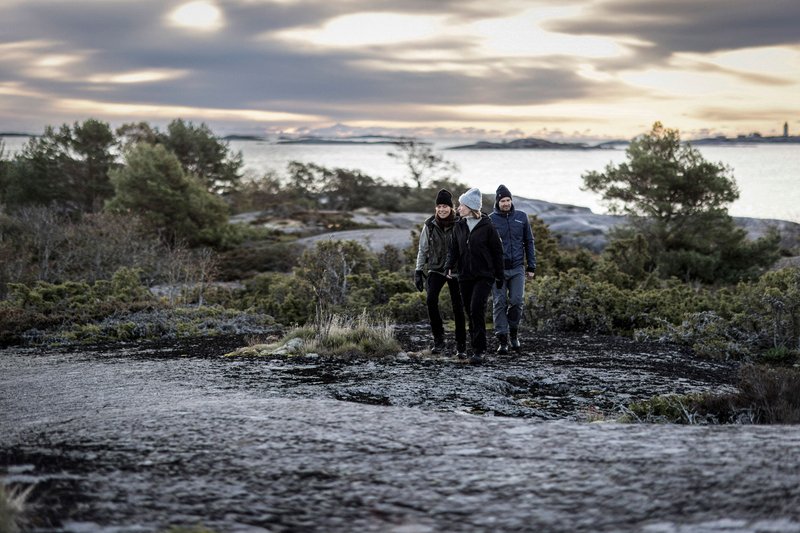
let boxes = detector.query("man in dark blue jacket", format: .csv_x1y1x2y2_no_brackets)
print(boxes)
490,184,536,354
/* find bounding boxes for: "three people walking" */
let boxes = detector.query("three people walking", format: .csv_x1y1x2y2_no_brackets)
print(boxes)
416,185,536,364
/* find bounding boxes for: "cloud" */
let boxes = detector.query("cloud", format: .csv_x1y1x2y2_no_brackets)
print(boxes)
0,0,798,137
546,0,800,64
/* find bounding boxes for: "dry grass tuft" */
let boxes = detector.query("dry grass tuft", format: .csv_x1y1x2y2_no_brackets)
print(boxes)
0,483,33,533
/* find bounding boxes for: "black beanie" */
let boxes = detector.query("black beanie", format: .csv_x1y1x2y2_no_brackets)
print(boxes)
496,184,512,202
435,188,453,207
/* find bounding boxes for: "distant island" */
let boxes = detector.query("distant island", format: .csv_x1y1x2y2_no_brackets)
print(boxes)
0,132,37,138
275,135,409,145
446,138,622,150
447,132,800,150
222,134,267,141
688,133,800,145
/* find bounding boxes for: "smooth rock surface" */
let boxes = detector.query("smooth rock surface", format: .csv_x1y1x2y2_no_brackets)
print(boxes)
2,333,800,532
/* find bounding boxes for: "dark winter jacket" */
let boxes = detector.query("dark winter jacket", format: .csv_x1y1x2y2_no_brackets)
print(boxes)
415,214,458,275
490,203,536,272
445,214,504,282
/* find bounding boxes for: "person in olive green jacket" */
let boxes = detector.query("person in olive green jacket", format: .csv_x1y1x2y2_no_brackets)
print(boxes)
415,189,467,357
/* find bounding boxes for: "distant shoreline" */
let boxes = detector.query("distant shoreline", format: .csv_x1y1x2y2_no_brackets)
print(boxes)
6,132,800,148
688,135,800,145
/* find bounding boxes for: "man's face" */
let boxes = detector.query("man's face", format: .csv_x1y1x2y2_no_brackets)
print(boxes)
498,197,512,212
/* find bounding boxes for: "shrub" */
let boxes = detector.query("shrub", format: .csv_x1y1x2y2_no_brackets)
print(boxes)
294,240,377,314
239,272,315,326
228,310,400,358
732,267,800,353
0,267,157,345
735,364,800,424
620,393,722,424
380,291,427,323
526,271,626,334
217,241,301,278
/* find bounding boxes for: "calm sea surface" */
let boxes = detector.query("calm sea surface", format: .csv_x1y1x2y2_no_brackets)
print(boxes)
4,136,798,222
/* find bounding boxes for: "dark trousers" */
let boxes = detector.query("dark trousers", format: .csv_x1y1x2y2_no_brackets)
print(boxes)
458,277,494,355
426,272,467,350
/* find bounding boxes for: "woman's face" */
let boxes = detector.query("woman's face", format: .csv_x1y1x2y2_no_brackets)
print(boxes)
435,204,452,218
457,203,471,217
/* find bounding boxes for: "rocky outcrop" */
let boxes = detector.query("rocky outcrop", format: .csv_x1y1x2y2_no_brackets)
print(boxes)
285,197,800,254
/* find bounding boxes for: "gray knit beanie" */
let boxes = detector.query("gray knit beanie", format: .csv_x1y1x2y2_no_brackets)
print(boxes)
459,187,482,211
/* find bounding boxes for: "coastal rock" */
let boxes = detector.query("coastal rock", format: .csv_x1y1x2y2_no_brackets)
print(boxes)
238,197,800,254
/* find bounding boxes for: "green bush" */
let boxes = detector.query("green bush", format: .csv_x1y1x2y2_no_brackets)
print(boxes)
732,267,800,353
735,364,800,423
239,272,315,326
621,393,720,424
217,240,302,278
381,291,427,323
526,271,626,334
0,267,157,344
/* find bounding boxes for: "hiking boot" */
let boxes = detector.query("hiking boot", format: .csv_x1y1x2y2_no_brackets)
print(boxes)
469,352,484,365
510,328,520,351
455,345,467,359
496,333,509,355
431,337,445,354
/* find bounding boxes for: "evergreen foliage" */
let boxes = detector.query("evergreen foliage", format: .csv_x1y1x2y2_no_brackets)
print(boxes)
117,119,243,195
582,122,780,283
1,119,117,213
107,143,234,247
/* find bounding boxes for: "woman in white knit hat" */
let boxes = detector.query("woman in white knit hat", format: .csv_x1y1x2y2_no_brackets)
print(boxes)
445,188,504,364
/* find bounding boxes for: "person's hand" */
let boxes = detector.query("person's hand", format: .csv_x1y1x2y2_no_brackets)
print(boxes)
414,270,425,292
495,278,504,289
526,271,536,279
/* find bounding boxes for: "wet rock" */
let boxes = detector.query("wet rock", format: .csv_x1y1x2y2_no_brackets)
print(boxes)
2,331,799,532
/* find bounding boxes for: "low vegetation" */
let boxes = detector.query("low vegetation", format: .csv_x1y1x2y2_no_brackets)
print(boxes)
1,118,799,424
621,365,800,424
0,483,32,533
227,310,399,358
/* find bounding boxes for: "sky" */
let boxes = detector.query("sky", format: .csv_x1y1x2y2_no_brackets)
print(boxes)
1,0,799,141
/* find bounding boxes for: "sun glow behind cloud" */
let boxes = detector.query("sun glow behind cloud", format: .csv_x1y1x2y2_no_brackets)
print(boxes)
274,5,628,78
56,98,323,124
87,69,189,84
166,1,224,31
469,6,624,59
273,12,447,48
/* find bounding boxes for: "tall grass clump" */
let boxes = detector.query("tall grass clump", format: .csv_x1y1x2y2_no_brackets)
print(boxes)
0,483,32,533
229,310,400,358
289,310,400,358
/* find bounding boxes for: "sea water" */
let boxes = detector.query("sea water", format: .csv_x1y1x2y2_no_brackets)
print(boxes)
3,136,798,222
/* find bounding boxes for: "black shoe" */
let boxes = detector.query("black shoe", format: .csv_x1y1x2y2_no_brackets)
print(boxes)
431,337,445,354
456,350,468,360
510,328,520,351
495,333,509,355
469,353,484,364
